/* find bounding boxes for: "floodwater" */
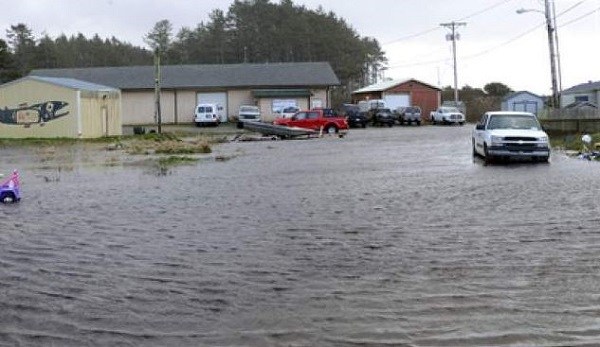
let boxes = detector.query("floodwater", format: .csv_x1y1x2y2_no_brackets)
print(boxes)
2,125,600,347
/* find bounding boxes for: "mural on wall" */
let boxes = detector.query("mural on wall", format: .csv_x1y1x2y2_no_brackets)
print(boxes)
0,101,69,126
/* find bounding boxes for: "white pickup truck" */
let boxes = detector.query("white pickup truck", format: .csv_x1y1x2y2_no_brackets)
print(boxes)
430,106,465,125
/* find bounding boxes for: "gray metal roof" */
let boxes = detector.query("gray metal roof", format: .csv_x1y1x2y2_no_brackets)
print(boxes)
1,75,118,92
563,80,600,94
352,78,441,94
502,90,543,102
29,76,118,91
30,62,340,90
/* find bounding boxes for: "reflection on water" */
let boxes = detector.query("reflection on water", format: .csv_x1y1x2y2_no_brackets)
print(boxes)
2,127,600,346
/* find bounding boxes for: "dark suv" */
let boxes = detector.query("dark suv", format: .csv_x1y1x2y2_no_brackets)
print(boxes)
372,108,395,127
341,104,368,128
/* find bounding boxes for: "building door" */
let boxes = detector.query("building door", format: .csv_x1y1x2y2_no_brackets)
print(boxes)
383,94,410,111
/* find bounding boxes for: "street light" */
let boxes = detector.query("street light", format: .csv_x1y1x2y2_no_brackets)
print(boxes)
516,0,561,109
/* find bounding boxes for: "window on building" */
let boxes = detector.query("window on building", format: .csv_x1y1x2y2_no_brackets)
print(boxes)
575,96,589,102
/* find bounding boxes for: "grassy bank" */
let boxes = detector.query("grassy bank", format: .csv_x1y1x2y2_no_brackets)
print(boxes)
549,132,600,152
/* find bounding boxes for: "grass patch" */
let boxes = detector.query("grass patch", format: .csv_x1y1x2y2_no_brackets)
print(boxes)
0,137,78,147
157,155,199,166
125,138,212,155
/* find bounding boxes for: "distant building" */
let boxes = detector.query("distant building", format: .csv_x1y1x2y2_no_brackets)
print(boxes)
30,62,340,125
561,80,600,108
501,91,544,115
351,78,441,121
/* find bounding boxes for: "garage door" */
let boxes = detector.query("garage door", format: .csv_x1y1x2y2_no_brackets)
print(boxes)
197,92,228,122
383,94,410,111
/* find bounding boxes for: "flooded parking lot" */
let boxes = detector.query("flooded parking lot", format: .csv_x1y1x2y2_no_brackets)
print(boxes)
2,125,600,346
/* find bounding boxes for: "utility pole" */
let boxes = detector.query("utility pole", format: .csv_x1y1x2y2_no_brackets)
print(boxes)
440,21,466,106
544,0,560,108
551,0,562,102
517,0,561,108
154,49,162,134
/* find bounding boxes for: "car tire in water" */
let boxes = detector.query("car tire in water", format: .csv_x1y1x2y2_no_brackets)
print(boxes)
325,125,338,134
483,143,493,164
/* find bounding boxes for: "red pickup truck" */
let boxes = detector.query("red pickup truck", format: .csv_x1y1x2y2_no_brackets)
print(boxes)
273,108,349,134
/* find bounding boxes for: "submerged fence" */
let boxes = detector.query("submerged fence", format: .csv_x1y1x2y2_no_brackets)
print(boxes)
539,108,600,133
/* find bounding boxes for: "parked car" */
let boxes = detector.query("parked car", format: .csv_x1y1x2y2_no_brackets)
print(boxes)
194,103,222,127
397,106,422,125
430,106,465,125
236,105,261,128
472,111,550,163
340,104,368,128
273,109,348,134
372,108,395,127
275,106,300,119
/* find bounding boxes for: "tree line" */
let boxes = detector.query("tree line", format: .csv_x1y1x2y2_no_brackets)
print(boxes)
0,0,386,105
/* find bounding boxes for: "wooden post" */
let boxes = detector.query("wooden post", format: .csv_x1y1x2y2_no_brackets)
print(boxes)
154,49,162,134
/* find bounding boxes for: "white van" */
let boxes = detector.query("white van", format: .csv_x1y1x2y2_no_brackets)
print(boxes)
194,103,222,127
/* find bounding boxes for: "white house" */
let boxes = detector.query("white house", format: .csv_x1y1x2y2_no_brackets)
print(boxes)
561,81,600,108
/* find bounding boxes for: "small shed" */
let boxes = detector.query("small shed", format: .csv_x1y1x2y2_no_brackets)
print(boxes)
352,79,441,121
0,76,121,138
501,91,544,115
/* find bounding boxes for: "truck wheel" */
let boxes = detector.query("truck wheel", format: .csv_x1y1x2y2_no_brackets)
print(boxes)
483,144,493,164
324,125,338,134
416,120,421,126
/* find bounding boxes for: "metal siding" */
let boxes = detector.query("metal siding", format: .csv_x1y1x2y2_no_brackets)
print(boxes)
122,91,155,125
0,79,79,138
79,93,122,138
160,90,176,124
228,90,255,120
176,90,197,124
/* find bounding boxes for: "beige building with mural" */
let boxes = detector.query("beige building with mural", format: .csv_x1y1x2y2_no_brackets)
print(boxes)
30,62,339,126
0,76,121,138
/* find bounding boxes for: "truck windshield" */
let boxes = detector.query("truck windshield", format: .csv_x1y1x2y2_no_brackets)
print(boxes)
487,115,541,130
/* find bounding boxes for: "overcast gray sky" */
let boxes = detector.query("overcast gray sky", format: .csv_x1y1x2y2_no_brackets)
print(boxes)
2,0,599,95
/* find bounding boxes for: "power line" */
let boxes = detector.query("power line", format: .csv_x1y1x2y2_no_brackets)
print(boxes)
457,0,514,21
382,0,514,45
461,1,593,61
388,1,596,68
559,4,600,27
